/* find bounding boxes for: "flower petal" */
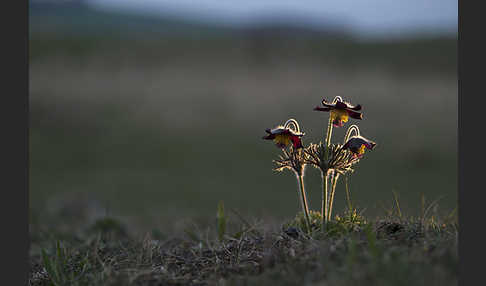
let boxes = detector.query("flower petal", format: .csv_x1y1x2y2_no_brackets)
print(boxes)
314,106,332,112
334,101,348,109
363,140,376,150
289,135,303,149
347,103,362,111
269,127,286,135
346,109,363,120
321,99,336,108
262,133,275,140
320,98,362,112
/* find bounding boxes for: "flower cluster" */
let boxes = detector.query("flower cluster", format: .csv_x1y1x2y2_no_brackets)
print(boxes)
262,96,376,232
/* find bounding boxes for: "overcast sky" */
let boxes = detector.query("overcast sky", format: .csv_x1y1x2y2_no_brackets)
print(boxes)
87,0,457,38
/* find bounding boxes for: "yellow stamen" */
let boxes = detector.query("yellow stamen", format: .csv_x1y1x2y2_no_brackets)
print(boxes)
274,134,291,147
330,109,349,124
357,144,366,155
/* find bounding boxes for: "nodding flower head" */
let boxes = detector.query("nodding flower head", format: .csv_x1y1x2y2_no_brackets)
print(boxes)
263,119,305,149
343,135,376,158
314,96,363,127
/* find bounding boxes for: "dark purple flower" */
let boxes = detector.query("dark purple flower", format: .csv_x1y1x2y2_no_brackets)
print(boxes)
342,135,376,158
263,126,305,149
314,98,363,127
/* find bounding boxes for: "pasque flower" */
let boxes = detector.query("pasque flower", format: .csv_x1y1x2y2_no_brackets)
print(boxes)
314,98,363,127
263,119,305,149
263,118,312,232
343,135,376,158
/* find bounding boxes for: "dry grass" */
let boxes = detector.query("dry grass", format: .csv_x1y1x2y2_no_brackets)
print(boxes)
29,205,458,286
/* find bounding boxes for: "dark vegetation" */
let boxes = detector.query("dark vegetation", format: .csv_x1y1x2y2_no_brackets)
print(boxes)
30,203,457,286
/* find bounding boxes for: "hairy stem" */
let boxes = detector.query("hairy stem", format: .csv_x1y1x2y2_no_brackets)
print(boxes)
321,170,329,228
345,175,353,211
328,171,340,221
325,115,334,149
343,124,360,144
284,118,301,133
296,172,311,233
325,95,342,149
326,170,335,221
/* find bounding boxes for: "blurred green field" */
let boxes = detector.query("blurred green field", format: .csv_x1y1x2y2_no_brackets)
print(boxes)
29,32,457,230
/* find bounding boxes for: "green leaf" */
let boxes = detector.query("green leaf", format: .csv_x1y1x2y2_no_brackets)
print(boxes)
41,249,59,286
56,240,65,265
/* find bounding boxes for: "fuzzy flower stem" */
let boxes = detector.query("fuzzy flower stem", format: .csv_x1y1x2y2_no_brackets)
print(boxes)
333,96,343,103
328,171,340,221
322,115,333,224
321,96,343,228
343,124,360,144
325,116,333,149
284,118,301,133
321,170,329,228
345,175,353,211
322,115,333,220
325,170,335,222
296,171,311,233
325,96,342,149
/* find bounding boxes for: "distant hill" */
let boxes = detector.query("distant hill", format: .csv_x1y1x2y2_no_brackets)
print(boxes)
29,0,350,39
28,0,456,75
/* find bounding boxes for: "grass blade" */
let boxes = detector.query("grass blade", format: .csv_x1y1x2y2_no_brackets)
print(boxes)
217,201,226,242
